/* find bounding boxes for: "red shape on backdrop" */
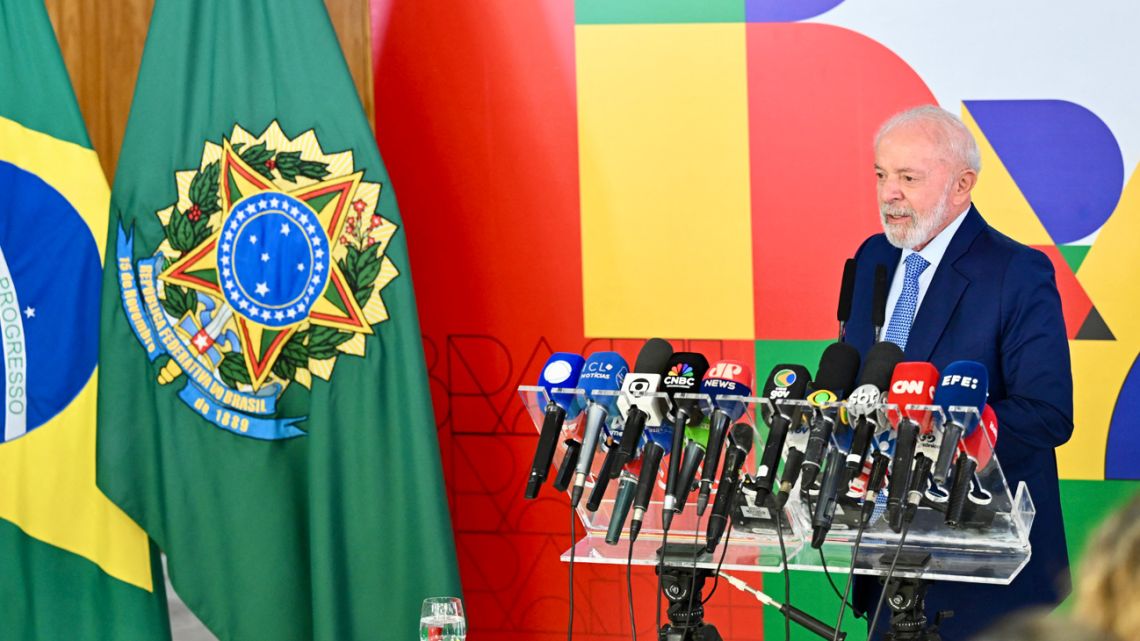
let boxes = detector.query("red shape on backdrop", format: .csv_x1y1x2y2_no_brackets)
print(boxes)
373,2,765,638
1031,244,1094,339
746,23,937,340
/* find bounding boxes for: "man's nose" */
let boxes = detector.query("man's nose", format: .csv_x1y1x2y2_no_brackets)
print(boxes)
880,177,903,202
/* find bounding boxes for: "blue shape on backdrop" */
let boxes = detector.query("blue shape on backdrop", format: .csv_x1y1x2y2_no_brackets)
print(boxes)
965,100,1123,244
0,161,101,442
746,0,845,22
1106,352,1140,480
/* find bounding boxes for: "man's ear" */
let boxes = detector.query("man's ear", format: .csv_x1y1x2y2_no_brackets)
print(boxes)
955,169,978,205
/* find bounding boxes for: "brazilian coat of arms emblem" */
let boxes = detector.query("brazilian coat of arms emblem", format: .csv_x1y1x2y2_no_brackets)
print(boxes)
116,122,398,439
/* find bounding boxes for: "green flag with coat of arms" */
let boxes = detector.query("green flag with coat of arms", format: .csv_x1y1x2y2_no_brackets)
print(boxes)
97,1,461,639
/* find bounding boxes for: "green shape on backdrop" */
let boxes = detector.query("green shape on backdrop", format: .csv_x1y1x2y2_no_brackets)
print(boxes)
1057,244,1092,274
576,0,744,25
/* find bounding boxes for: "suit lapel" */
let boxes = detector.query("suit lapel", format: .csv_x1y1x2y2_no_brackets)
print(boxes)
905,206,986,361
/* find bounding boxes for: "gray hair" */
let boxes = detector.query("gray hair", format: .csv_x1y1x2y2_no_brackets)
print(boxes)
875,105,982,173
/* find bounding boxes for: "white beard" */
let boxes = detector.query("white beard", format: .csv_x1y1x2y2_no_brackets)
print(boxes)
880,182,953,250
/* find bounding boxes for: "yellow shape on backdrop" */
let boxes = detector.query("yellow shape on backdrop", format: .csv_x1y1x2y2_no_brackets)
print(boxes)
1059,163,1140,480
576,23,754,339
960,106,1054,245
1079,164,1140,345
1062,342,1134,480
0,116,153,591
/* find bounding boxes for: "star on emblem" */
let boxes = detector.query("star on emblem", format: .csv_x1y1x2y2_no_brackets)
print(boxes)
261,253,270,263
255,282,270,296
24,307,35,319
280,223,291,236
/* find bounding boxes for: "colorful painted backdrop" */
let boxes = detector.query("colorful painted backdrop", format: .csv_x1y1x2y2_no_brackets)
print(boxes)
372,1,1140,639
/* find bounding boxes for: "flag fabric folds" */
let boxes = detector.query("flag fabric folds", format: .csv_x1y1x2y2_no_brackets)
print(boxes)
97,1,461,639
0,1,171,639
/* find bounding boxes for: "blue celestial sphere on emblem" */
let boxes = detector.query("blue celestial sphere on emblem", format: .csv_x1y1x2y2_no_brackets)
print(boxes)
0,161,101,443
218,192,330,328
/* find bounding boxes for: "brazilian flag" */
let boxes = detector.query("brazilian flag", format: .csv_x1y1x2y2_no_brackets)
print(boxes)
98,1,461,639
0,1,172,639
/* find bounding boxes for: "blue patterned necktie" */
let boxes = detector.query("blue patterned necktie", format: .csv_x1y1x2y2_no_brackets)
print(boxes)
884,253,930,350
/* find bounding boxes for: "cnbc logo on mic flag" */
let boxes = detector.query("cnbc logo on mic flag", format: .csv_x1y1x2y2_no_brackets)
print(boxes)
116,122,399,440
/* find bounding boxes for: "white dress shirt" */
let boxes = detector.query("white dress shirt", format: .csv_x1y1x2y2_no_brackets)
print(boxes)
883,206,971,331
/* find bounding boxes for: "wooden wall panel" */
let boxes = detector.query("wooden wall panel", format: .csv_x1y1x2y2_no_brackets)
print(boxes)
44,0,374,182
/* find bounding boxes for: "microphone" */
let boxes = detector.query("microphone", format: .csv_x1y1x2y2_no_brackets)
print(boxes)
837,258,857,342
887,418,918,533
799,343,861,490
945,451,976,527
696,360,753,515
586,438,621,512
526,352,586,498
660,352,710,528
931,361,989,484
774,447,805,508
903,453,933,525
705,423,754,552
616,338,673,424
960,403,998,471
569,352,630,508
843,342,904,484
811,448,844,548
872,264,889,342
859,451,890,525
629,441,665,542
886,361,940,433
753,364,812,508
671,440,706,516
605,470,639,545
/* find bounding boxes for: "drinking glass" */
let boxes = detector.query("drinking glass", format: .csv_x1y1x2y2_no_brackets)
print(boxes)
419,596,466,641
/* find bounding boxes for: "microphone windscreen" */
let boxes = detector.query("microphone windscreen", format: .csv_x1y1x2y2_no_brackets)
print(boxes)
837,258,857,324
662,352,709,394
761,364,812,403
701,360,753,420
813,342,860,397
858,341,905,391
579,352,630,410
730,422,754,454
872,264,889,328
960,403,998,470
887,361,940,427
538,352,586,415
933,360,989,434
635,338,674,374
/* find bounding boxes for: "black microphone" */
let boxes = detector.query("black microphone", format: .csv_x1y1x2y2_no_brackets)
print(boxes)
837,258,857,342
612,407,647,479
903,453,933,525
629,441,665,542
705,423,753,552
945,452,976,528
872,264,889,343
671,440,706,516
843,341,904,485
775,447,805,508
860,451,890,525
696,361,753,516
887,418,919,532
799,342,861,491
525,352,586,499
661,352,710,528
586,438,621,512
811,448,844,549
753,364,812,508
553,439,581,492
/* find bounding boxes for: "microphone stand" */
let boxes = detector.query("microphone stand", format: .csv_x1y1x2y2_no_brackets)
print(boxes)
655,546,723,641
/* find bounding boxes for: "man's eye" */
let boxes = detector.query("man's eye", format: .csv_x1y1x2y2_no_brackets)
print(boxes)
903,175,916,183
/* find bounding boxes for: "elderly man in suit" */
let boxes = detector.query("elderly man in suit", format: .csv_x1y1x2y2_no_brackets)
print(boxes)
846,105,1074,640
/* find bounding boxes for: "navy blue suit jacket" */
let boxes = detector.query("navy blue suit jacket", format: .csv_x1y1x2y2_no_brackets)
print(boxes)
848,206,1074,640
